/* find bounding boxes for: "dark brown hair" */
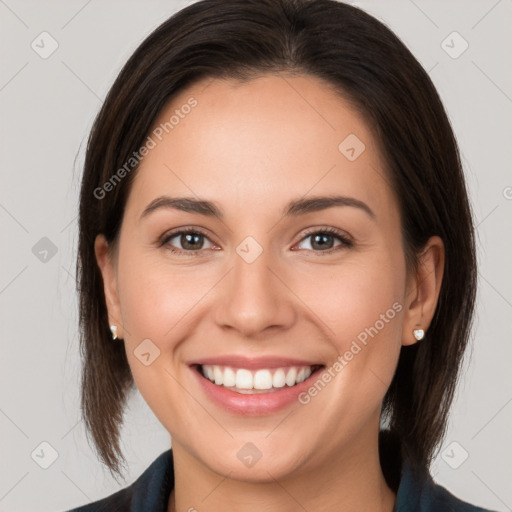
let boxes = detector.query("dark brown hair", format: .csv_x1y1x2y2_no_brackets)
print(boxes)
76,0,476,483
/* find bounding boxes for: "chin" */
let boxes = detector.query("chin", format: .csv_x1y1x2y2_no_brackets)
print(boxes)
199,440,309,483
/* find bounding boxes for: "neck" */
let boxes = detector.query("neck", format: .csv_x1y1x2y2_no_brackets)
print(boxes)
167,424,396,512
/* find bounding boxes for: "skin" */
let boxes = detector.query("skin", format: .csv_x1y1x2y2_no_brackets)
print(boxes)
95,73,444,512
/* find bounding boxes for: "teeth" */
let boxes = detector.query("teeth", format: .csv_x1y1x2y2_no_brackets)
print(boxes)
213,366,223,385
200,364,314,392
285,367,297,386
254,369,272,389
236,369,253,389
273,368,286,388
223,367,236,387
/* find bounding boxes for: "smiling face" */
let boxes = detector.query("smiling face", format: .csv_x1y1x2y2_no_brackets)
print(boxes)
95,73,441,483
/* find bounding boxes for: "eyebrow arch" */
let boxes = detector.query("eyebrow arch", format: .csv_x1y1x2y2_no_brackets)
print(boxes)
140,196,223,220
140,194,375,221
284,195,375,220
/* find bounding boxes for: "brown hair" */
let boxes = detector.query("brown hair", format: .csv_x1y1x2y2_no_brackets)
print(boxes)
76,0,476,482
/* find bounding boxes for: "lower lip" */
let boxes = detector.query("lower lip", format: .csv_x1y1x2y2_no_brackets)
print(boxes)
191,365,324,416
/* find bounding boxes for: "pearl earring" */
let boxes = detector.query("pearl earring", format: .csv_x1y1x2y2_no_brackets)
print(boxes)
413,328,425,341
110,325,118,340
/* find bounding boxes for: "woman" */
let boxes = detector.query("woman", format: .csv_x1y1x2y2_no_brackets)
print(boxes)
67,0,497,510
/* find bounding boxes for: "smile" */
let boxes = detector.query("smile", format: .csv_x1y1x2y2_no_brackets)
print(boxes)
188,355,326,414
200,364,323,394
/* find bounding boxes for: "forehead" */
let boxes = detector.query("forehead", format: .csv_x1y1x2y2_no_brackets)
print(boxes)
126,73,395,222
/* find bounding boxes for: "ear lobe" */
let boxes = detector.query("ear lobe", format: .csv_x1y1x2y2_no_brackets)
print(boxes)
94,234,123,338
401,235,445,346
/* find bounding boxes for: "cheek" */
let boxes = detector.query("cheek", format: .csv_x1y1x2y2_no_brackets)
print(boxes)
117,249,210,338
294,252,405,400
297,255,404,342
114,253,202,421
118,240,406,349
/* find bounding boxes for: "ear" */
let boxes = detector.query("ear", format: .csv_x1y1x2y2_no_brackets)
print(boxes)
94,234,124,339
402,235,445,346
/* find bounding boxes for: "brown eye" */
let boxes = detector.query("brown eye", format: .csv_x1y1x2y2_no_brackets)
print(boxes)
295,228,353,254
161,228,215,255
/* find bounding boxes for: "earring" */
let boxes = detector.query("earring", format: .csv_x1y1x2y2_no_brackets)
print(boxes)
110,325,118,340
413,328,425,341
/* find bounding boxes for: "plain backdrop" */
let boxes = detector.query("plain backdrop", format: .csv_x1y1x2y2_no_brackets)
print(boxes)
0,0,511,511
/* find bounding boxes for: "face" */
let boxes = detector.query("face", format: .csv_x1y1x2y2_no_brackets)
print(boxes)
96,73,438,482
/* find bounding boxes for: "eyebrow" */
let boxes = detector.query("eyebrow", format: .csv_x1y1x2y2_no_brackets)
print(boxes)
140,194,376,221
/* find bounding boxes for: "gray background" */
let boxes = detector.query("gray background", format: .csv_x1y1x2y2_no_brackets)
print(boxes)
0,0,511,510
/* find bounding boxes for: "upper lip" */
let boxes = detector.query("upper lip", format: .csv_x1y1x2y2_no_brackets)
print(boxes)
188,355,324,370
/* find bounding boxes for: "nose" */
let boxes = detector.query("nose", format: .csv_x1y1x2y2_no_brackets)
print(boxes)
213,245,296,338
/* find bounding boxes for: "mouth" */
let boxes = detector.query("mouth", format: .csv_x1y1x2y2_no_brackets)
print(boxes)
192,363,325,394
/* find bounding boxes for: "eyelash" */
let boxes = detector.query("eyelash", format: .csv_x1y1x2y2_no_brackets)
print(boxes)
159,226,353,257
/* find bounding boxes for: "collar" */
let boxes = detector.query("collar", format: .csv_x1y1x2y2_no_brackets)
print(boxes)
90,431,490,512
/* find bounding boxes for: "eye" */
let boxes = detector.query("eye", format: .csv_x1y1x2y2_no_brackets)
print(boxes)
160,226,353,256
294,227,353,254
161,228,216,255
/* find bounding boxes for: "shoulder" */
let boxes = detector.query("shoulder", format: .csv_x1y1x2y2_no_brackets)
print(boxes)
63,449,174,512
379,430,498,512
64,487,131,511
426,480,499,512
396,462,499,512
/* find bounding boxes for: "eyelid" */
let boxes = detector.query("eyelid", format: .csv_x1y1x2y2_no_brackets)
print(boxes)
159,226,217,252
160,225,353,255
293,226,353,252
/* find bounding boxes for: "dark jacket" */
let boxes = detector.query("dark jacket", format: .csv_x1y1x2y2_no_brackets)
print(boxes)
65,432,498,511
